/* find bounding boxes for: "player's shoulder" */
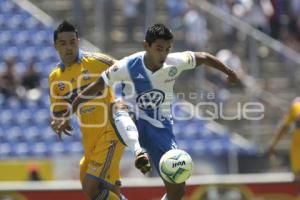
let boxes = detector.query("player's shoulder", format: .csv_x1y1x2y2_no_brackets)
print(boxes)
291,97,300,109
81,51,116,66
48,64,62,81
167,51,193,59
166,51,194,64
119,51,145,67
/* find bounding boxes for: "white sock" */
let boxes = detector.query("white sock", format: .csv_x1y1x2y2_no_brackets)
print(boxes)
161,194,168,200
113,111,143,156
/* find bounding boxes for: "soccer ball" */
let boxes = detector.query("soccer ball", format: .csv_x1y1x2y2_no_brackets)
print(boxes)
159,149,193,184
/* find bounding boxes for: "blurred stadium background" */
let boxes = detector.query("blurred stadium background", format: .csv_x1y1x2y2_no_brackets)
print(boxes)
0,0,300,199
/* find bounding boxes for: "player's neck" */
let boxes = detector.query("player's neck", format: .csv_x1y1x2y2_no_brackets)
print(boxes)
61,59,76,68
144,54,160,73
63,62,72,67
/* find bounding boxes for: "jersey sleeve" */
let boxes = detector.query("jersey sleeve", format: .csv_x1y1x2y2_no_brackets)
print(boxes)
101,59,129,87
91,52,116,67
48,72,68,116
167,51,196,70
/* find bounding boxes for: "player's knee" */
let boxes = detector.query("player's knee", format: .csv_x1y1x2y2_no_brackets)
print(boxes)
82,177,103,199
113,100,128,112
82,183,98,199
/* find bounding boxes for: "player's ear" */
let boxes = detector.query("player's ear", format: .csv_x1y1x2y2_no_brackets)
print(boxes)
143,40,149,50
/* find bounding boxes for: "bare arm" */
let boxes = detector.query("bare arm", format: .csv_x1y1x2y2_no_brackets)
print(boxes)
54,77,106,134
195,52,237,78
71,76,106,114
268,122,290,154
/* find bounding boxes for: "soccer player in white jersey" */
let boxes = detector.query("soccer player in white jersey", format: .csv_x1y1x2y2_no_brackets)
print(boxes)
55,23,238,200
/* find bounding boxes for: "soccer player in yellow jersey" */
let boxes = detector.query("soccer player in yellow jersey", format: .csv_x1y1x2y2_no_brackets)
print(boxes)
49,21,149,200
268,97,300,199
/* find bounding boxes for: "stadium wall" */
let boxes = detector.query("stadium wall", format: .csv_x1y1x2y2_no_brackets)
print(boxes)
0,173,297,200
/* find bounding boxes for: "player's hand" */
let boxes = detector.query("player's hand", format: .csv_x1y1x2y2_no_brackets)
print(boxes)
227,70,239,83
50,116,73,139
266,147,275,159
266,148,281,167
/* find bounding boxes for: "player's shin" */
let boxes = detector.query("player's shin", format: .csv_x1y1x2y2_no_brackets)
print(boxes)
92,189,121,200
161,194,168,200
113,110,142,156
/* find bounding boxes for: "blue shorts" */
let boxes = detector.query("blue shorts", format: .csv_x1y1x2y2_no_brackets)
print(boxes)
135,119,177,172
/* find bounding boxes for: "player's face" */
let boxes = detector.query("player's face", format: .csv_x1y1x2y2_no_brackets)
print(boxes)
54,32,79,65
144,39,172,70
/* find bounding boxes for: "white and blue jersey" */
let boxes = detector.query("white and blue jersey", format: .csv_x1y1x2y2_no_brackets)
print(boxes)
102,51,196,171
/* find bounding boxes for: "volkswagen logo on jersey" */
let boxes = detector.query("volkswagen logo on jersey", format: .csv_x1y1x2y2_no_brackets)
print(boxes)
136,89,165,110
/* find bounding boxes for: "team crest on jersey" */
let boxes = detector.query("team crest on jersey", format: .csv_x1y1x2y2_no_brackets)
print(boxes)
136,89,165,110
168,66,177,77
82,69,90,80
57,82,65,91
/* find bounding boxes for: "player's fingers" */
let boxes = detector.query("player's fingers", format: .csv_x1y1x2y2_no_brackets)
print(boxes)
63,129,72,136
65,124,73,131
50,120,59,130
57,121,67,133
56,130,62,140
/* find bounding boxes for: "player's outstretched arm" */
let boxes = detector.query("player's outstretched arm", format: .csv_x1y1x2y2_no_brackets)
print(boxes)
267,120,289,156
71,77,106,114
55,77,106,134
194,52,238,83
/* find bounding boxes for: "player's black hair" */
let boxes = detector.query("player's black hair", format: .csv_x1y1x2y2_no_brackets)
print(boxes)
53,20,78,42
145,23,173,46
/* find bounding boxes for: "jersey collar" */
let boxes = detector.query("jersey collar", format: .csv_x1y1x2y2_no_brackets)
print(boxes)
58,50,83,71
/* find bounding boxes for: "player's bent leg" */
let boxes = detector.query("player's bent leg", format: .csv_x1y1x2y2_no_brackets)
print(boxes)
111,100,142,155
111,101,151,174
82,174,121,200
163,180,185,200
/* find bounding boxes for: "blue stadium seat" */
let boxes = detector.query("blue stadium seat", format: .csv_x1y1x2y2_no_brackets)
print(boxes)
33,108,49,124
16,109,31,126
0,109,13,125
41,126,57,141
14,142,30,157
69,141,83,154
30,141,47,157
14,30,30,46
7,97,21,110
0,0,16,13
0,15,6,30
50,141,65,155
0,142,12,158
6,126,23,142
23,125,40,141
7,14,23,29
0,30,12,45
0,127,5,142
